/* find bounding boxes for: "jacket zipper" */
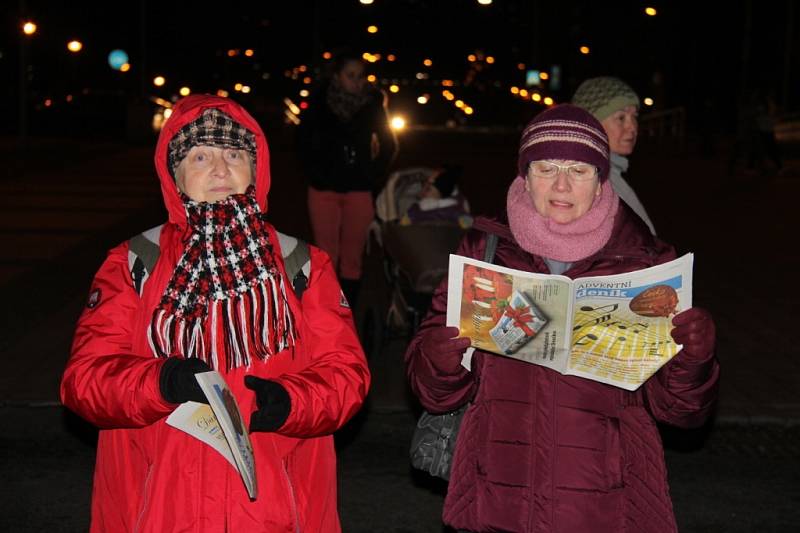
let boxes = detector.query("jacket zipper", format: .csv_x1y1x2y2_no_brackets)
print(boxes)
282,459,301,533
133,463,154,533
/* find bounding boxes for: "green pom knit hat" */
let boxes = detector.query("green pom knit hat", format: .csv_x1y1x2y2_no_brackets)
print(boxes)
571,77,640,121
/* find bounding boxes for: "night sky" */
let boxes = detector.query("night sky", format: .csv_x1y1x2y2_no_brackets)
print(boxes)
1,1,796,136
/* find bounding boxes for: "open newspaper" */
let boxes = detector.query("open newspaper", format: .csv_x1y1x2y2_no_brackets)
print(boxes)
166,371,257,499
446,253,693,391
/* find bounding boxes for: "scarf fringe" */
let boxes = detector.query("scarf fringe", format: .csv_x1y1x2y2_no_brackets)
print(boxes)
150,276,298,371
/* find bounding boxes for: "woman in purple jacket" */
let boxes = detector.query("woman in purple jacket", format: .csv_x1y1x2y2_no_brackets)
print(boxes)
405,105,718,533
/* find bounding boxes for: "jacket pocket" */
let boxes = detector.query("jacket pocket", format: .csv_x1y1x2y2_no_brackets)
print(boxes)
555,407,622,491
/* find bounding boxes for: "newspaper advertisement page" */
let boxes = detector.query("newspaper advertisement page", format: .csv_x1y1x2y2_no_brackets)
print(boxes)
194,371,258,500
446,253,694,390
567,253,693,390
166,402,236,468
446,254,574,374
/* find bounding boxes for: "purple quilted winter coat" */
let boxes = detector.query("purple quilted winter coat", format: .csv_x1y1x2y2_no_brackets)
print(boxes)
405,206,719,533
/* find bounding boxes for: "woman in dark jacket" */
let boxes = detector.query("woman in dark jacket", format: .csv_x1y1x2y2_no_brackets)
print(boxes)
405,105,718,533
298,51,397,308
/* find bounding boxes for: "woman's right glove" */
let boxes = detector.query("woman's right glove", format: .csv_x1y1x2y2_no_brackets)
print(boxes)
159,357,211,404
419,326,472,375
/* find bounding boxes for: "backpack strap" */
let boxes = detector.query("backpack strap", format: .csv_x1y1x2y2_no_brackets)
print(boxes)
276,232,311,300
129,224,163,295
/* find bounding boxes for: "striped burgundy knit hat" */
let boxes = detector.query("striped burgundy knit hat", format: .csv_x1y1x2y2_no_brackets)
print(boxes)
517,104,610,182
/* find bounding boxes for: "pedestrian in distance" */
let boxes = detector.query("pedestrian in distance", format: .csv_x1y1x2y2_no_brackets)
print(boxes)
405,104,719,533
60,94,370,532
297,48,398,310
572,76,657,235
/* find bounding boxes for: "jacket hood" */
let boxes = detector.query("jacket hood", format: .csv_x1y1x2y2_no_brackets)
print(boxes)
154,94,271,225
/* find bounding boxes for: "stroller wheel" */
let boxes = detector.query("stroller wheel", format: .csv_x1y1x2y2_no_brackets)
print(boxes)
359,305,384,359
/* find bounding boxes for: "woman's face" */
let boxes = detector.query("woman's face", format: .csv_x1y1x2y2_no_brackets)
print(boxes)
175,145,253,203
601,105,638,156
334,60,367,95
525,159,602,224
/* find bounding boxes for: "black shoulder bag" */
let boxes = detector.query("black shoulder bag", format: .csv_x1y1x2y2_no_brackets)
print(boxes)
409,232,498,480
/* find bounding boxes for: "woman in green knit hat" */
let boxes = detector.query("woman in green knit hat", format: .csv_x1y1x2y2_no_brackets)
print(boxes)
572,76,656,235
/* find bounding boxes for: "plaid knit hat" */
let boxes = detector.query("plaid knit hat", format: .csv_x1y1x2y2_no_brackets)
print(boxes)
517,104,610,182
571,76,640,121
167,108,257,177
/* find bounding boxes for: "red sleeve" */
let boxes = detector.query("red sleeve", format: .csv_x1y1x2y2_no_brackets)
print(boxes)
59,244,174,428
271,247,370,437
404,232,479,413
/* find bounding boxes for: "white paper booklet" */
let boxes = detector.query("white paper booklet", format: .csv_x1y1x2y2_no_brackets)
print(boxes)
166,371,257,499
446,253,693,390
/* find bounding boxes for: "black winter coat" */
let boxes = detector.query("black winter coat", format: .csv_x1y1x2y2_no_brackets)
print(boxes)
297,84,397,194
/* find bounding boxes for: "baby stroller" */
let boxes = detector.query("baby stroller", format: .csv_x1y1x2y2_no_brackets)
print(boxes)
364,167,471,353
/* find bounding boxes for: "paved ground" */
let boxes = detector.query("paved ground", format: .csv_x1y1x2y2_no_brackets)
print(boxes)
1,129,799,532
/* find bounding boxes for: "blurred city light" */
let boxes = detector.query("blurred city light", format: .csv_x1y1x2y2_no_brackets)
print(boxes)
67,40,83,53
417,94,429,104
359,0,374,4
299,89,309,97
153,76,166,87
387,54,396,62
510,86,519,94
217,89,229,97
423,58,433,67
540,72,549,80
643,97,654,106
389,84,399,93
322,51,332,59
467,54,476,62
107,49,129,70
485,56,495,64
367,25,378,33
517,63,526,70
579,46,590,55
234,83,243,91
645,7,657,16
22,22,37,35
179,87,191,96
367,74,377,82
543,96,554,105
390,115,406,131
464,106,474,115
532,92,542,102
241,86,251,94
119,63,131,72
244,49,254,57
477,0,493,5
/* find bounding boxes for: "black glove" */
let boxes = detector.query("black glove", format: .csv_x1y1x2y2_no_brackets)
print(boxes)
159,357,211,404
244,375,291,432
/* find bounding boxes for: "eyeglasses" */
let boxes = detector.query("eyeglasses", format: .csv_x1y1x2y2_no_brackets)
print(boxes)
528,161,598,182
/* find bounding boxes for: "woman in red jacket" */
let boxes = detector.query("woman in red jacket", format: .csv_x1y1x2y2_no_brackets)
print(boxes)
61,95,370,532
405,104,718,532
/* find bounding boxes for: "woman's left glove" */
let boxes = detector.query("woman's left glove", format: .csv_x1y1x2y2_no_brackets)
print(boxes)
671,307,716,362
244,376,291,432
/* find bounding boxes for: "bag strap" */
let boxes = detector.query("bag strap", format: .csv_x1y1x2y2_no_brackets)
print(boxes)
128,225,311,299
483,232,499,264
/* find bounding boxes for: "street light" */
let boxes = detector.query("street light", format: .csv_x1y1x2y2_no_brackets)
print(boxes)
67,40,82,53
579,45,590,55
22,21,37,35
153,76,165,87
645,7,657,16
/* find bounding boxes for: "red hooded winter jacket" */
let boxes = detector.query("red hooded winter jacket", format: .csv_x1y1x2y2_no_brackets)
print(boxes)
60,95,370,532
406,208,719,533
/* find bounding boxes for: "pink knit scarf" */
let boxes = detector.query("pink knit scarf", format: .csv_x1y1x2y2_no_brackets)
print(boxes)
506,176,619,262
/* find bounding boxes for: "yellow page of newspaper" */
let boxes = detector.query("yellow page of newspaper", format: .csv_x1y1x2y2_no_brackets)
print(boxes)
566,253,693,390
